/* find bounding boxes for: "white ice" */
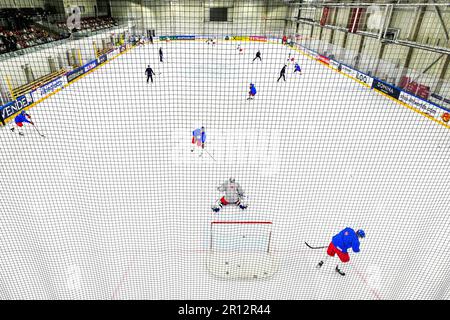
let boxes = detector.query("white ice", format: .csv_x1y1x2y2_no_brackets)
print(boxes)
1,40,450,299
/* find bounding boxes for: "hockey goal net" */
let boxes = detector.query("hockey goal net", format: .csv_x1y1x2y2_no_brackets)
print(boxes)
207,221,278,280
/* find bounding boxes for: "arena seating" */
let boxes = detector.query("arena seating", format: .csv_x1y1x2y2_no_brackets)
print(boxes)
0,7,117,55
0,26,60,54
0,7,62,54
56,17,118,34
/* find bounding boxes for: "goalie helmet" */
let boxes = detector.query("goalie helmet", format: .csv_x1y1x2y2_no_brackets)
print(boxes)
229,177,236,183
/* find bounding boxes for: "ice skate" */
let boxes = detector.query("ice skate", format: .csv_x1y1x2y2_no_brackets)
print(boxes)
11,127,24,136
335,265,345,276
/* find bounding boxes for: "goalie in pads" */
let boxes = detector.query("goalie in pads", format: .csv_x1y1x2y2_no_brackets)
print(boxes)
212,178,248,212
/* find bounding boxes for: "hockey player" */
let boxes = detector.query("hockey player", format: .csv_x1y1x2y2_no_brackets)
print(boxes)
294,63,302,74
145,65,155,83
191,126,206,155
212,178,248,212
237,44,244,55
11,110,33,136
159,47,164,62
130,35,137,45
247,83,257,100
206,38,217,46
282,35,287,45
134,36,144,46
287,53,295,64
277,65,287,82
317,227,365,276
252,50,262,62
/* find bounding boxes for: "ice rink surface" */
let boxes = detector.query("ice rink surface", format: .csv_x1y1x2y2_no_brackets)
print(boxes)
1,40,450,299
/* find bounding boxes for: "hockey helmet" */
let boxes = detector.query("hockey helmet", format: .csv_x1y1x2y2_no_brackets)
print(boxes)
356,229,366,238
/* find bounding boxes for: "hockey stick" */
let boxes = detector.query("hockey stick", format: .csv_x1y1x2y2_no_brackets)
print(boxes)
304,242,328,250
32,124,46,138
204,149,217,162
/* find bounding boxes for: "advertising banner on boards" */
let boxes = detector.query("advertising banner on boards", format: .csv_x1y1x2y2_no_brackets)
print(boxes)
0,93,34,123
372,79,401,100
32,76,68,102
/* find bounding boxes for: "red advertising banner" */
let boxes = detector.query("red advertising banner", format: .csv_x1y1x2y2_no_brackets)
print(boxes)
317,55,330,65
320,7,330,26
416,84,430,99
399,76,430,99
249,36,267,42
348,8,365,33
347,8,357,32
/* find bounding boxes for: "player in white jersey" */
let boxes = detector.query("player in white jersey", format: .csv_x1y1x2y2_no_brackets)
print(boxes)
212,178,248,212
237,44,244,55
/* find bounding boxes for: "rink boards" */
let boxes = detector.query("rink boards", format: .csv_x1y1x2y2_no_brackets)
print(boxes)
1,35,449,131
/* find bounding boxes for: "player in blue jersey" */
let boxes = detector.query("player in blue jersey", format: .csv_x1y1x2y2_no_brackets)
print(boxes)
247,83,257,100
317,227,365,276
191,127,206,155
294,63,302,74
11,110,33,136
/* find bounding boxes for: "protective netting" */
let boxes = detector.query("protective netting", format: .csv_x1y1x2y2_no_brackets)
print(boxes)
0,0,450,300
